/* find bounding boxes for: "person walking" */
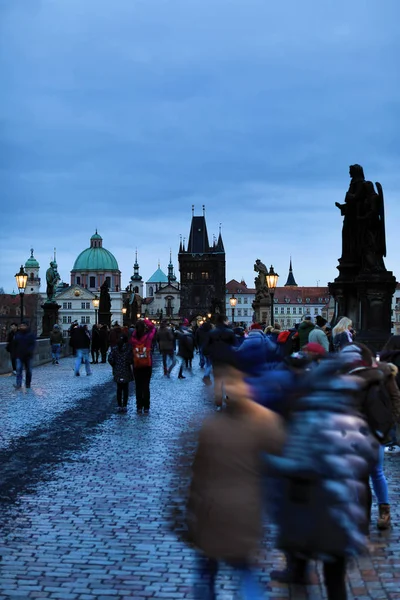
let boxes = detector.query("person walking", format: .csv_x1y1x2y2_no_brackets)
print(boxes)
90,324,100,364
130,319,156,414
188,357,285,600
308,315,329,353
298,315,315,348
108,334,133,413
72,324,92,376
332,316,353,351
99,324,109,363
5,322,18,374
177,321,195,379
14,322,36,389
109,321,122,351
49,324,63,365
205,314,237,404
157,320,176,376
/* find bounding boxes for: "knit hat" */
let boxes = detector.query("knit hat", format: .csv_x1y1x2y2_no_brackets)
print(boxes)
250,323,262,330
315,315,327,328
303,342,327,356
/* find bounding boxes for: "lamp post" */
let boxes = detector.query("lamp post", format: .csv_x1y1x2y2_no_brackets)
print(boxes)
229,294,237,325
266,265,279,327
207,312,212,320
122,306,127,326
15,265,28,324
92,295,99,325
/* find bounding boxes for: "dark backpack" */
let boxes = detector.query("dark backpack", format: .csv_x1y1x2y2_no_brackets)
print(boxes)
363,379,394,442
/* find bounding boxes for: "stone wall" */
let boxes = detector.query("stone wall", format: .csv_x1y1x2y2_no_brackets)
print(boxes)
0,339,72,375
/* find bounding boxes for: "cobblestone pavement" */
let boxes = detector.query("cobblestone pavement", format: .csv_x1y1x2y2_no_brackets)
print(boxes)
0,355,400,599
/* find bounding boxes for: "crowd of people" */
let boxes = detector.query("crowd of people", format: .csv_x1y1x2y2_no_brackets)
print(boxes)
5,312,400,598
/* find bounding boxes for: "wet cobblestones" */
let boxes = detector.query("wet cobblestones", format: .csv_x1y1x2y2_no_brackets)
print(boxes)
0,355,400,598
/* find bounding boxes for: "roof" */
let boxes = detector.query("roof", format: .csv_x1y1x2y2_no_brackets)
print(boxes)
71,247,119,272
147,267,168,283
187,216,210,253
274,286,330,304
226,279,256,294
25,249,39,269
91,231,102,241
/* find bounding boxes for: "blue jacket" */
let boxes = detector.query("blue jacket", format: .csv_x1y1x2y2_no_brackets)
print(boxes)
14,329,36,359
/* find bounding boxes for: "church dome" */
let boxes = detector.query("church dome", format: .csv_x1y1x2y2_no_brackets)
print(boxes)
147,266,168,283
71,231,119,272
25,249,39,269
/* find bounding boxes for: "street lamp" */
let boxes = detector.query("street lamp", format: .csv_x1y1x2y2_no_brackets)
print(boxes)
92,295,99,325
207,313,212,320
229,294,237,325
15,265,28,324
266,265,279,327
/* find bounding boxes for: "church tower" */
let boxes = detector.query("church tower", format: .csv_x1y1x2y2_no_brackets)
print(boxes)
129,250,144,296
178,206,226,319
25,249,41,294
284,258,298,287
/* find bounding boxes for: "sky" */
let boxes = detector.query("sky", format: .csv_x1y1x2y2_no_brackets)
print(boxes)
1,0,400,292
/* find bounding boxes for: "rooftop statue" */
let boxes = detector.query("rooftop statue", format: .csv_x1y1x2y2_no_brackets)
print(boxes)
45,261,60,302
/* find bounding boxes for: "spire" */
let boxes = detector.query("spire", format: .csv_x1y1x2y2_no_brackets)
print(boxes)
31,248,34,258
168,248,176,282
179,234,183,253
284,257,298,287
131,248,142,281
215,223,225,253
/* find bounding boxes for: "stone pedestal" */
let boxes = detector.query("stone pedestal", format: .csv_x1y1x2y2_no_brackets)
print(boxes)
329,270,396,353
99,311,112,328
40,302,61,338
252,296,271,325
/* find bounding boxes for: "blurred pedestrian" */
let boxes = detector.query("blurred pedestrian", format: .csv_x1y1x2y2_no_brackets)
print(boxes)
49,324,63,365
5,322,18,374
205,314,237,405
308,315,329,353
73,324,92,377
187,357,285,600
99,324,109,363
298,315,315,348
90,324,100,364
130,318,156,414
108,334,133,413
332,316,353,351
176,320,195,379
14,321,36,389
109,321,122,350
157,320,176,376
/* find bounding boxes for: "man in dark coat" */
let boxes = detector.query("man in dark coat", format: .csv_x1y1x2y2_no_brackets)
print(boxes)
91,324,101,364
6,322,18,374
14,322,36,389
205,314,237,402
99,325,109,363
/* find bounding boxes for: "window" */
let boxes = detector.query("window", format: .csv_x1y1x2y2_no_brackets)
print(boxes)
314,308,319,315
30,272,34,280
244,309,248,316
293,307,296,314
237,309,242,316
286,307,290,314
244,297,248,304
286,319,291,327
67,302,72,310
81,302,86,309
134,286,139,293
237,297,242,304
285,298,290,303
86,302,90,309
106,276,111,288
85,316,90,324
67,316,72,324
76,277,81,285
201,272,209,279
81,316,85,324
63,302,67,309
306,298,310,303
274,307,278,314
297,297,302,303
149,286,154,297
90,276,96,288
187,272,194,280
298,307,303,314
62,316,67,323
280,307,284,314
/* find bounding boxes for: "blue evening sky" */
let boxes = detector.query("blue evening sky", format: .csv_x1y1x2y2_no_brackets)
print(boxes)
1,0,399,292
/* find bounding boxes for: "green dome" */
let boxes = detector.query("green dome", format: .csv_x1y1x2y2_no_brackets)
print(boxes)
91,230,102,240
72,247,119,272
25,249,39,268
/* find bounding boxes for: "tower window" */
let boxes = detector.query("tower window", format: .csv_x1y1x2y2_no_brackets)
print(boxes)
149,286,154,297
201,272,209,280
76,276,81,285
90,276,96,288
30,272,34,280
106,276,111,288
134,286,139,293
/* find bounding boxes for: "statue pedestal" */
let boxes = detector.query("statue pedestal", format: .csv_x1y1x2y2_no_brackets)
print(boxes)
329,271,396,353
252,297,271,325
40,302,61,338
99,312,112,328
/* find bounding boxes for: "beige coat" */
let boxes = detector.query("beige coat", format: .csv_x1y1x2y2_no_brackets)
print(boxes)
188,406,284,561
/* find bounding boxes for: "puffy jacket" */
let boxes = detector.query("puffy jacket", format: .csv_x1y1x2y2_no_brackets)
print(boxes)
268,360,379,560
14,328,37,359
71,325,91,350
50,330,63,345
108,343,133,383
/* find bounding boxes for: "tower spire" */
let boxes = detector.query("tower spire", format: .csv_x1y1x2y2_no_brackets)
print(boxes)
131,248,142,282
284,257,298,287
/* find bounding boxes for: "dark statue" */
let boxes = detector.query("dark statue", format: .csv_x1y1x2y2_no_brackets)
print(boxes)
335,164,386,273
254,259,269,300
99,280,111,314
45,261,60,302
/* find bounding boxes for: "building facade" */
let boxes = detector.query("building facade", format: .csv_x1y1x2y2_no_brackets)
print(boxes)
225,279,256,327
179,209,226,320
144,254,180,320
